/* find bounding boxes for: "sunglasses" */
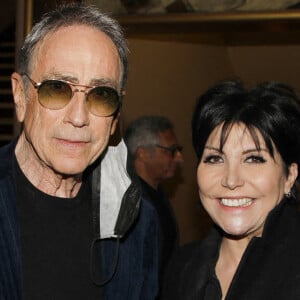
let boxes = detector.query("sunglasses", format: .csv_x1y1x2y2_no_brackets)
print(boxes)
154,144,183,156
22,73,121,117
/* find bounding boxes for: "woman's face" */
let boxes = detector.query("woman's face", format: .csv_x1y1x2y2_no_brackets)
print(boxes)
197,123,297,239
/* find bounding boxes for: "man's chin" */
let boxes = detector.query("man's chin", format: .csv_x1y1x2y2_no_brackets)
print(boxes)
52,161,88,177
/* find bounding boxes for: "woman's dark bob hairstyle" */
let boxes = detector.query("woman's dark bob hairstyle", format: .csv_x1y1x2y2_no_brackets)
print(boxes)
192,80,300,197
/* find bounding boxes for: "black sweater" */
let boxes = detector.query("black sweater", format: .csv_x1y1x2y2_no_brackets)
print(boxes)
163,199,300,300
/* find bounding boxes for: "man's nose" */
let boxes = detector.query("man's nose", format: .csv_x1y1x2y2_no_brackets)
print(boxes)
63,91,90,127
174,149,184,163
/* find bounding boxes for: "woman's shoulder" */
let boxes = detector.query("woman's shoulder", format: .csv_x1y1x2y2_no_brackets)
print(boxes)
164,226,220,278
177,226,221,263
162,227,221,299
176,239,205,260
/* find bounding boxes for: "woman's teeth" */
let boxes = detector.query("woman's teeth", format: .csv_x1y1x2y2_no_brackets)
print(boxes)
220,198,252,207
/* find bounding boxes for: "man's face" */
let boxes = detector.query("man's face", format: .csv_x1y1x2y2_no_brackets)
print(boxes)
144,129,183,184
13,25,121,175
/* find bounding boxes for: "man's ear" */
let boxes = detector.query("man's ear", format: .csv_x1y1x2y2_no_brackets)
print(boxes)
11,72,27,122
110,112,120,136
136,147,150,161
135,147,143,159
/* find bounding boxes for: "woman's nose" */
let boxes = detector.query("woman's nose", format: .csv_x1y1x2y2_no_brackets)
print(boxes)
221,164,244,190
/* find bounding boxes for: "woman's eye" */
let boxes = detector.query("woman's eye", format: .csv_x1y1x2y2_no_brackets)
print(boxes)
203,155,223,164
245,155,266,163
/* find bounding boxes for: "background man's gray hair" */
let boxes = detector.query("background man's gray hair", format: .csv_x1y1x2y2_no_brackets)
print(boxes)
124,115,174,157
18,2,128,91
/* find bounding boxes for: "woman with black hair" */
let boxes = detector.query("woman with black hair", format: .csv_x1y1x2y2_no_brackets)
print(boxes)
163,80,300,300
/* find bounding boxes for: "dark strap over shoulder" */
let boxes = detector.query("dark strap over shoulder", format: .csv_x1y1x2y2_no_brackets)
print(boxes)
114,182,141,238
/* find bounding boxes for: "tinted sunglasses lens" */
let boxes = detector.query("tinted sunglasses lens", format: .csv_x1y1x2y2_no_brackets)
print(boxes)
87,86,120,116
38,80,72,109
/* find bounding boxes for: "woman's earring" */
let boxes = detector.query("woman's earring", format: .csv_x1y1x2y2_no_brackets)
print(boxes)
285,191,292,198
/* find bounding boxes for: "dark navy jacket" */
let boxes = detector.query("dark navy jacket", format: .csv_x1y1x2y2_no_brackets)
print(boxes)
0,141,158,299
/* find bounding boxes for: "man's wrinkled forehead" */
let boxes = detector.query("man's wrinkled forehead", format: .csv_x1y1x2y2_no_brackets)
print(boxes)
28,24,120,73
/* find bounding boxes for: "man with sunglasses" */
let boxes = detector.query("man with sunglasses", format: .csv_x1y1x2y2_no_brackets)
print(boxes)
0,3,158,299
124,115,183,297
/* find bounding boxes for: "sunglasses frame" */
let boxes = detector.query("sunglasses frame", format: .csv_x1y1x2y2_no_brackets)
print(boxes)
154,144,183,156
22,73,121,117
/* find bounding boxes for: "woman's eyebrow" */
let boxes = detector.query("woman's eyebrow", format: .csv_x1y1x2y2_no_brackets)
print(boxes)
204,146,222,152
242,148,269,155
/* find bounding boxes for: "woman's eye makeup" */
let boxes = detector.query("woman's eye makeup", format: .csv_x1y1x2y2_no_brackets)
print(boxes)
203,154,223,164
245,154,267,163
201,151,267,164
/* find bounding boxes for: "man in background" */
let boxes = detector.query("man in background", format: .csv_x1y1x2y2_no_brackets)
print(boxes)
124,115,183,294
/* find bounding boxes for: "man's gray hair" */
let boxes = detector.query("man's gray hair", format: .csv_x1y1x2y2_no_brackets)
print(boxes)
124,115,174,157
18,2,128,90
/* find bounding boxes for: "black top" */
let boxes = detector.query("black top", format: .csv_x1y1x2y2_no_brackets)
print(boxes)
138,177,179,282
163,198,300,300
14,156,102,299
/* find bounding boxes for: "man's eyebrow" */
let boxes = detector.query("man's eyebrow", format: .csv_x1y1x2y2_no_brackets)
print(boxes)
41,72,73,81
42,73,118,87
90,78,117,87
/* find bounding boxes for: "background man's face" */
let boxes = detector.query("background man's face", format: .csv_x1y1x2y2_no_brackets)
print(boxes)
145,129,183,184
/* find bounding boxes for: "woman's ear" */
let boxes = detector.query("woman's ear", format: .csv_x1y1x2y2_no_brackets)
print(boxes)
11,72,27,122
285,163,298,194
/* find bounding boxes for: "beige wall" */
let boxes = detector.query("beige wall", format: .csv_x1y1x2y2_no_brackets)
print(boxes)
121,40,235,245
228,45,300,88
